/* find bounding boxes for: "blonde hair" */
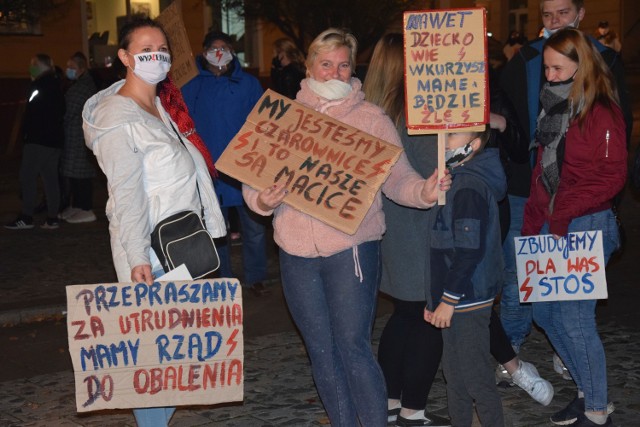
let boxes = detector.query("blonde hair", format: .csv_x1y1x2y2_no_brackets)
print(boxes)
305,28,357,77
274,38,305,68
362,33,405,126
544,28,619,127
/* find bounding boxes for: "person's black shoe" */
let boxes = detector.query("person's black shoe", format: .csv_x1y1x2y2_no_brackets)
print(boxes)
248,282,271,297
573,412,612,426
388,406,401,423
5,215,34,230
550,397,585,425
396,411,451,426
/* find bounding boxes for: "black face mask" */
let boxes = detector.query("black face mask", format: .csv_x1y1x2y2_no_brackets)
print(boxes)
548,68,577,87
272,57,282,69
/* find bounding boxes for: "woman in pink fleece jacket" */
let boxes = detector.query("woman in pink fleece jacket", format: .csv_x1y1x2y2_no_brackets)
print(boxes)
243,28,449,426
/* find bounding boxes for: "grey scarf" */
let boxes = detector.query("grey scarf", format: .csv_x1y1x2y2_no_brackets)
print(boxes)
533,81,574,200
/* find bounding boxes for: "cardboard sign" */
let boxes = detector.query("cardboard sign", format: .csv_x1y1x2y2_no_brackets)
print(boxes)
403,8,489,134
215,90,403,235
156,0,198,88
66,279,243,412
515,231,608,302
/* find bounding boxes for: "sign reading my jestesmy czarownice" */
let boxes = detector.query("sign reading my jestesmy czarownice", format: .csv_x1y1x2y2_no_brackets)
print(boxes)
215,89,404,235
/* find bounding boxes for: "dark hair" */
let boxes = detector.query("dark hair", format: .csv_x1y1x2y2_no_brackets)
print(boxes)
118,17,168,50
202,30,234,50
70,51,88,70
34,53,54,69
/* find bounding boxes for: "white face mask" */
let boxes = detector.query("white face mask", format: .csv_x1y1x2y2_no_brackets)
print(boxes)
205,48,233,68
307,78,352,100
543,14,580,39
129,51,171,85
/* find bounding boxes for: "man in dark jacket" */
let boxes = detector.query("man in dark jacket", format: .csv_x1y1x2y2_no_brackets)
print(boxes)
60,52,98,224
6,53,65,230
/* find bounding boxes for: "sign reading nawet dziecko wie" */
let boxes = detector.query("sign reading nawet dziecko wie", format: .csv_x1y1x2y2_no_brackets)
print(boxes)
66,279,243,412
403,8,489,134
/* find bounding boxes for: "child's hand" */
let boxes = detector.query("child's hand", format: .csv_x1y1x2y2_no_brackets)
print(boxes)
257,184,288,211
424,307,434,323
426,302,454,328
421,168,451,203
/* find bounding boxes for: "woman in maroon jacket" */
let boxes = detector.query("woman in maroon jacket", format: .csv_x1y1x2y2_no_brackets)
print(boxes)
523,28,626,427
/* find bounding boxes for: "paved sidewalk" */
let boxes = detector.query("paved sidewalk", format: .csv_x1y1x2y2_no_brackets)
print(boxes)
1,315,639,426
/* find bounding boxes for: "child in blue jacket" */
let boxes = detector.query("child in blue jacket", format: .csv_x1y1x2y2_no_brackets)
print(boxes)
424,127,507,426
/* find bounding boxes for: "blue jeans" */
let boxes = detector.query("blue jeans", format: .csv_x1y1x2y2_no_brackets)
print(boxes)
131,269,177,426
280,241,387,427
133,407,175,426
500,195,532,352
532,209,619,412
217,204,267,286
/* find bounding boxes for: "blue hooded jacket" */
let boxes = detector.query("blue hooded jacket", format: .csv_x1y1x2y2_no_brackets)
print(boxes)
429,148,507,312
181,55,264,207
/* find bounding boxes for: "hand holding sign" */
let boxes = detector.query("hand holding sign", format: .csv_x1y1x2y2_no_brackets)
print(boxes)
257,184,288,211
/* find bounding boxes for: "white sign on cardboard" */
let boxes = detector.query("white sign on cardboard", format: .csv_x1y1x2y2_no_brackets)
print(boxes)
515,230,608,302
66,278,243,412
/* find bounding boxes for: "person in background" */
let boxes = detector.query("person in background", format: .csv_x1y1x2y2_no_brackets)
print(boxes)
364,33,552,427
503,30,525,61
499,0,632,383
523,28,626,427
424,127,506,427
59,51,98,224
594,21,622,53
243,28,451,427
5,53,65,230
82,18,226,426
182,30,271,297
270,37,306,99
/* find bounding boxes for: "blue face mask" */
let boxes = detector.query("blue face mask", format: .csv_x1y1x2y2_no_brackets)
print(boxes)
543,14,580,39
65,68,77,80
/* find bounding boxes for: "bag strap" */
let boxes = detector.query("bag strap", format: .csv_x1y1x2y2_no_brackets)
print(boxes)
169,122,206,222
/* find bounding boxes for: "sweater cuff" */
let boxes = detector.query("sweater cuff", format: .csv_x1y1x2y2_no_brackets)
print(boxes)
440,291,461,307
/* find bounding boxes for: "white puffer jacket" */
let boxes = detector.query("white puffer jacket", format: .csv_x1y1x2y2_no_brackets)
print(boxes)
83,80,226,281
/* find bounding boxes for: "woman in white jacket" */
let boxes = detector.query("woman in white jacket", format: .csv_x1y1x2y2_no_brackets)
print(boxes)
82,18,225,426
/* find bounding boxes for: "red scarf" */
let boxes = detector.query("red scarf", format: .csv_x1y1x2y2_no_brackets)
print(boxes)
158,77,217,177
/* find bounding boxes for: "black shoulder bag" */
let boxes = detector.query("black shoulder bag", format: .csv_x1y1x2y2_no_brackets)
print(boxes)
150,124,220,279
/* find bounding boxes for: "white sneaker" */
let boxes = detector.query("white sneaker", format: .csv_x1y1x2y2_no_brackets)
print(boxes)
512,360,554,406
553,353,573,380
496,363,514,387
66,209,97,223
58,206,81,220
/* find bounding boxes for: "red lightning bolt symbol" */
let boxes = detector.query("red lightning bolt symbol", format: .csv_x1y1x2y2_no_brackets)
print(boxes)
226,328,239,356
461,110,470,122
216,50,224,62
234,131,253,149
457,47,466,61
520,277,533,302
